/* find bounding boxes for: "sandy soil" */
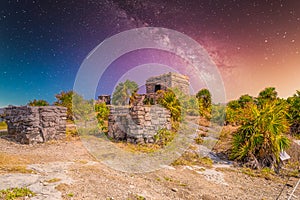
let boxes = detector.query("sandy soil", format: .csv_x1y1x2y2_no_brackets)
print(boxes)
0,137,299,200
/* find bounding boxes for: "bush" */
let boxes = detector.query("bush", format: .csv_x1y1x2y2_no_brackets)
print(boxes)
231,100,290,169
28,99,49,106
95,102,110,131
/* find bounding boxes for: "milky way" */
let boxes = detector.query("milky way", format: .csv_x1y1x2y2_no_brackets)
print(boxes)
0,0,299,106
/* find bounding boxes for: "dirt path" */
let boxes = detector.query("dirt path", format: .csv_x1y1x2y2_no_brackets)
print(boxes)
0,138,299,200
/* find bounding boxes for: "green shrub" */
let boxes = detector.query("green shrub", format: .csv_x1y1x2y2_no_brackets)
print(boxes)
231,100,290,169
0,187,35,200
157,89,182,122
28,99,49,106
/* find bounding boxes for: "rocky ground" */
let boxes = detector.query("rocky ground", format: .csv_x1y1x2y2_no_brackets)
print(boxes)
0,134,299,200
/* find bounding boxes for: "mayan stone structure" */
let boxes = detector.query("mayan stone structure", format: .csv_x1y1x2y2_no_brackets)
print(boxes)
108,105,171,144
4,106,67,144
146,72,190,95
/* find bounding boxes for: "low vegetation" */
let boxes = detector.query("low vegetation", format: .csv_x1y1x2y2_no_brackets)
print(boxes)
0,121,7,130
0,187,35,200
231,100,290,170
94,102,109,131
27,99,49,106
0,152,33,174
172,149,213,168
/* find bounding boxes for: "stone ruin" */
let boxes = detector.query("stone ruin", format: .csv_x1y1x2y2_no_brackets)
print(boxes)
3,106,67,144
108,105,171,144
104,72,190,144
146,72,190,95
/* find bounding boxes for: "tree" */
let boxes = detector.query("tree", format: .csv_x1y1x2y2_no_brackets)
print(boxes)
72,93,94,127
257,87,278,107
95,102,110,131
112,80,138,106
231,100,290,170
28,99,49,106
54,91,74,120
196,89,212,120
287,90,300,135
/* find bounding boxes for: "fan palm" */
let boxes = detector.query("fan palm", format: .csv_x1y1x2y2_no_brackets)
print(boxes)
231,100,290,169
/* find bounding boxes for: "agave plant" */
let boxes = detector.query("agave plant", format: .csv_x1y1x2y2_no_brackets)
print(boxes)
231,100,291,169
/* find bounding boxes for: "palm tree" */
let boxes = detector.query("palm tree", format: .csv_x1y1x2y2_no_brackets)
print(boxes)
257,87,278,107
157,89,182,122
231,100,290,169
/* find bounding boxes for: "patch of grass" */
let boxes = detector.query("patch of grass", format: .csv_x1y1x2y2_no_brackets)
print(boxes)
127,194,146,200
164,176,173,182
67,193,74,197
282,161,300,178
161,176,187,187
55,183,69,191
199,157,213,167
45,178,61,183
172,150,213,168
0,187,35,200
0,153,33,174
135,195,146,200
240,167,277,180
0,165,34,174
240,167,256,177
0,121,7,130
116,142,161,154
66,127,79,138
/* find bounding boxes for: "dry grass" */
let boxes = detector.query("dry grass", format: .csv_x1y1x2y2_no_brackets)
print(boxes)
45,178,61,183
0,152,33,174
172,150,213,168
115,142,161,153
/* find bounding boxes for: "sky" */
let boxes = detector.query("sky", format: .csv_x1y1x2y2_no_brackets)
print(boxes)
0,0,299,107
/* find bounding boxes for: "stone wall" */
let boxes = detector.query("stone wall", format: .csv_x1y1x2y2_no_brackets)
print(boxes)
4,106,67,144
108,105,171,144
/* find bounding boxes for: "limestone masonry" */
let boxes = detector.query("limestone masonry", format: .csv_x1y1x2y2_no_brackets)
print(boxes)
108,105,171,144
103,72,190,143
146,72,190,95
4,106,67,144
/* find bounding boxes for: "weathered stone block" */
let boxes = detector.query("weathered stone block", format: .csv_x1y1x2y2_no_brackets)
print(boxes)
3,106,67,144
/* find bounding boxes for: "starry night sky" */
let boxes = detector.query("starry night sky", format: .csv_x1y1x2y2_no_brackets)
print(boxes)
0,0,299,107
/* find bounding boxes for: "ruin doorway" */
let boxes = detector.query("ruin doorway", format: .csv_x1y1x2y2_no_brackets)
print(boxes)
154,84,161,92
